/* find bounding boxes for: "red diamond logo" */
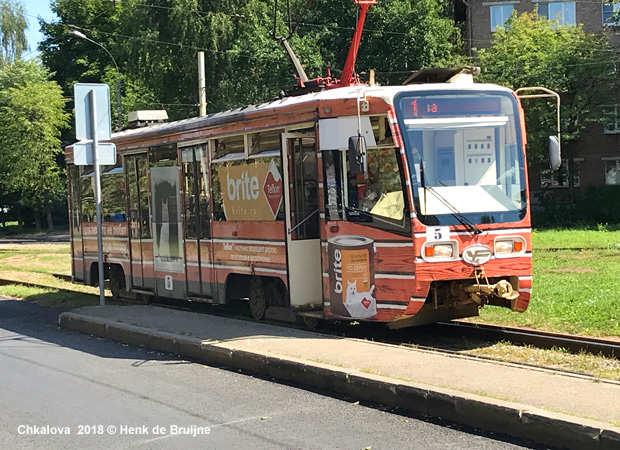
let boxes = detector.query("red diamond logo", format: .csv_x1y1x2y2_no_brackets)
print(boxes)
263,160,283,218
361,297,371,309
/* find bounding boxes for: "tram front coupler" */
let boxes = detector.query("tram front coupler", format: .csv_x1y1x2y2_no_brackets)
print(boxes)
461,266,519,305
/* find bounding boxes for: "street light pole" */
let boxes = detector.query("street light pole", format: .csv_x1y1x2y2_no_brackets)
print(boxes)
72,30,123,130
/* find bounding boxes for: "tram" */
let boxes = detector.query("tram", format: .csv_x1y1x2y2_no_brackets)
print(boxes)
66,1,553,328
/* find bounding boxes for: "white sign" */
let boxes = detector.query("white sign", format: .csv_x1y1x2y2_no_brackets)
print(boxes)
73,142,116,166
74,83,112,141
318,117,376,150
426,226,450,241
164,275,174,291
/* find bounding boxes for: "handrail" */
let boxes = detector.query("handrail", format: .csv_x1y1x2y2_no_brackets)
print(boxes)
515,86,561,148
287,208,319,235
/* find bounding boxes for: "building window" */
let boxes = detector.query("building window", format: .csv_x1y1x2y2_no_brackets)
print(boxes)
603,105,620,134
490,4,514,31
604,159,620,185
603,2,619,26
537,2,576,25
572,158,582,187
541,158,581,188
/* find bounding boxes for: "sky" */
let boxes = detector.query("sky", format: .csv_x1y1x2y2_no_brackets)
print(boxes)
22,0,56,58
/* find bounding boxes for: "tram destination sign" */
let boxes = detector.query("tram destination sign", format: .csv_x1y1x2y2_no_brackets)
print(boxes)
401,97,502,118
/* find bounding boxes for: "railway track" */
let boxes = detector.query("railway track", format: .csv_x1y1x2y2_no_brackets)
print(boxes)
435,321,620,359
2,276,620,362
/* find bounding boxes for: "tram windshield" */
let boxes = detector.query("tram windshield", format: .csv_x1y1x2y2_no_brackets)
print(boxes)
395,91,527,227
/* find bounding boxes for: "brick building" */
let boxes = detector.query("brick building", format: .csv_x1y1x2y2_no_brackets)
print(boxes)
456,1,620,209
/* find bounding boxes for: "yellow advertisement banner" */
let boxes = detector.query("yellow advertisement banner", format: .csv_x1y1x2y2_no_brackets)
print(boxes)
217,160,283,221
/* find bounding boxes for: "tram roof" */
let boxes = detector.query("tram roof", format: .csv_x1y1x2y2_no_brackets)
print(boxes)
107,83,514,141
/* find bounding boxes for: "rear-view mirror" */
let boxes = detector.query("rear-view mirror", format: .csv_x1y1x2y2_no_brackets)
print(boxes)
348,135,367,176
549,136,561,171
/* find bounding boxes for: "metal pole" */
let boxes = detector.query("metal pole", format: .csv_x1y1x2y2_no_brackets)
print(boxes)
116,77,122,130
89,90,106,306
198,52,207,116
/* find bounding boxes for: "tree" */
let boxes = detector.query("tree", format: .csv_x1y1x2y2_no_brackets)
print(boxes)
476,12,618,170
0,0,27,64
0,60,69,230
39,0,463,119
303,0,463,85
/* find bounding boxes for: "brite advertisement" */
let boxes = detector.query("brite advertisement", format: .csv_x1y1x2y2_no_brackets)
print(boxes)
216,159,283,221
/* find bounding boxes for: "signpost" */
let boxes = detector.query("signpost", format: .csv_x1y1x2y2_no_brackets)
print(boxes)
74,83,116,306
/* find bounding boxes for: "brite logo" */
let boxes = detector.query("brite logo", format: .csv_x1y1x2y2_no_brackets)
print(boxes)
226,171,260,201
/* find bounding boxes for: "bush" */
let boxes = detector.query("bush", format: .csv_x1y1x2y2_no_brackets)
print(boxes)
532,185,620,228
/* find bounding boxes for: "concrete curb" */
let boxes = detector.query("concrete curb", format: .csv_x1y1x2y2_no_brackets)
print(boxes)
59,311,620,450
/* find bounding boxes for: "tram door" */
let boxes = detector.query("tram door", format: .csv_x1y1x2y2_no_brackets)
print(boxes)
126,154,154,290
282,133,323,308
150,145,185,299
181,145,214,297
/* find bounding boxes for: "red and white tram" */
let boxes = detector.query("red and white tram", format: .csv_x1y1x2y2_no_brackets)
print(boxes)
66,0,546,328
66,80,535,327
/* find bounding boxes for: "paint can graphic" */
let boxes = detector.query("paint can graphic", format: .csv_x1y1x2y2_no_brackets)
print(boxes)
327,235,377,319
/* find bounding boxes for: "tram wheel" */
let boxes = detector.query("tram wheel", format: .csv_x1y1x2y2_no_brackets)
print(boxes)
249,276,268,320
109,267,124,299
301,315,319,330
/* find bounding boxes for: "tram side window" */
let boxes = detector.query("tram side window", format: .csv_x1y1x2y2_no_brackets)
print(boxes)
101,163,127,222
323,145,410,235
323,151,344,221
249,130,281,156
211,132,284,222
197,147,210,238
68,165,81,236
127,157,140,238
182,145,211,239
214,135,244,159
80,166,95,223
136,155,151,239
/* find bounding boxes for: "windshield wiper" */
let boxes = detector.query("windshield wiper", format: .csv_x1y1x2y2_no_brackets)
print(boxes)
418,161,481,235
424,186,482,235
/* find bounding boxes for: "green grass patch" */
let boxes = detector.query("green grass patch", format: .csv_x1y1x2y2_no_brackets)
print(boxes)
0,245,71,275
473,229,620,337
465,342,620,381
0,284,98,308
532,227,620,249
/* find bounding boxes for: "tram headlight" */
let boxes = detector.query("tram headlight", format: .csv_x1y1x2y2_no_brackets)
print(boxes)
422,242,457,261
494,237,526,257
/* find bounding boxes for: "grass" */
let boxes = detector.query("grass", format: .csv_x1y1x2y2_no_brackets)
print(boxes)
471,228,620,338
0,243,71,275
0,243,101,308
0,284,99,308
465,341,620,381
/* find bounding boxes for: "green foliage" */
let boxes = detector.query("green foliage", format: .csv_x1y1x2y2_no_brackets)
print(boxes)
0,60,69,216
39,0,462,118
477,11,618,167
0,0,27,64
533,186,620,228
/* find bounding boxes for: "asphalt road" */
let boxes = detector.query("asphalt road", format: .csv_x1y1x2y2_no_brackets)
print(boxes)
0,298,544,450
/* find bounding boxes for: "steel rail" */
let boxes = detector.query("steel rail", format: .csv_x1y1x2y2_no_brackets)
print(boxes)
437,320,620,359
1,276,619,360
